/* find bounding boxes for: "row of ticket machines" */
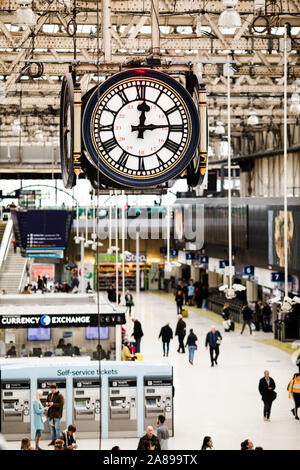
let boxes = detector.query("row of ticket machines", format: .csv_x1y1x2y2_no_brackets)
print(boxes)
1,377,173,439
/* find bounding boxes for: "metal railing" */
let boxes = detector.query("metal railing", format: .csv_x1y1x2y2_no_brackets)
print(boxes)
0,218,13,273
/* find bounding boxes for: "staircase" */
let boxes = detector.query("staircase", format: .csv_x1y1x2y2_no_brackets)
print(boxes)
0,243,26,294
0,222,6,244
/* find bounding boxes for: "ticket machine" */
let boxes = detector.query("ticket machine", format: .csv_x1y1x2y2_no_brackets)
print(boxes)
144,376,174,436
108,378,137,437
37,379,67,438
1,380,30,439
73,379,101,437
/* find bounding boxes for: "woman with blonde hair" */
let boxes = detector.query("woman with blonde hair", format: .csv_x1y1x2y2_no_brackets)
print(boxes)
33,390,48,450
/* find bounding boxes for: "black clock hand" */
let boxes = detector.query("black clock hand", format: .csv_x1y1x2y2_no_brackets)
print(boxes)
136,101,150,139
131,124,168,132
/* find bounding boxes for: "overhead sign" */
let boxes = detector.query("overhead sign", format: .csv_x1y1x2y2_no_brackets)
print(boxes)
200,256,208,264
26,251,64,259
185,253,200,261
271,272,292,283
96,253,146,263
219,260,229,269
244,266,254,276
0,313,126,328
11,209,74,251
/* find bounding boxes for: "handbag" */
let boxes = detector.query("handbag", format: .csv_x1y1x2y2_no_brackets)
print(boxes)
216,338,222,345
42,414,47,423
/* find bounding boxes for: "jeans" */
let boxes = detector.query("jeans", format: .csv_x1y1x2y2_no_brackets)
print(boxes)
202,299,207,309
49,417,61,442
241,321,252,335
209,345,219,365
134,337,141,353
263,316,272,332
263,400,272,418
177,304,182,315
188,345,196,362
163,342,170,355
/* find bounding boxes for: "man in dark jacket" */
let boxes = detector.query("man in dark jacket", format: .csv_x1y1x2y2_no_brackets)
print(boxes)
262,299,272,332
175,315,186,353
205,326,222,367
240,303,253,335
46,383,65,446
131,318,144,353
258,370,276,421
137,426,161,450
158,322,173,357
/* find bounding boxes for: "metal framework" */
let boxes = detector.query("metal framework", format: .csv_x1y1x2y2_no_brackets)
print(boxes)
0,0,299,172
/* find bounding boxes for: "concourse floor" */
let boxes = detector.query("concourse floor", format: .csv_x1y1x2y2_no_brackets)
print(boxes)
5,291,300,450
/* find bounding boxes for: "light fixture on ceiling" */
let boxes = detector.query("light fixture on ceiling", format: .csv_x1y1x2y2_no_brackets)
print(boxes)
215,121,225,135
218,0,241,33
15,0,37,27
35,128,44,142
247,108,259,125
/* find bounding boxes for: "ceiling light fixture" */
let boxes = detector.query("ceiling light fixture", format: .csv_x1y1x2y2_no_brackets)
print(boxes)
15,0,37,27
215,121,225,134
247,108,259,125
218,0,241,33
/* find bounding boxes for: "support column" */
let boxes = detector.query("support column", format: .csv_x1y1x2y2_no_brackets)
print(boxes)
136,231,140,294
246,281,258,303
80,236,85,294
102,0,112,63
208,271,219,288
151,0,160,56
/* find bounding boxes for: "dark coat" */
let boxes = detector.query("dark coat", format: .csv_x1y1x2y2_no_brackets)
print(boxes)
159,325,173,342
175,293,184,305
259,377,276,402
175,319,186,337
242,306,253,321
46,390,64,419
186,332,198,347
262,304,271,318
125,293,133,306
137,433,161,450
205,330,222,348
132,320,143,340
222,307,230,321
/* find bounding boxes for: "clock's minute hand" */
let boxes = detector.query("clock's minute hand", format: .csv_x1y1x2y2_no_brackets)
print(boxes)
136,101,150,139
131,124,169,132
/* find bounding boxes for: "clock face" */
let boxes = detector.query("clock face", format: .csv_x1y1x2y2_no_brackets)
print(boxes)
82,69,200,187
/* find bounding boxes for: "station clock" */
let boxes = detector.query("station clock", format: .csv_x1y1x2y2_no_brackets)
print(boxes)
82,68,200,188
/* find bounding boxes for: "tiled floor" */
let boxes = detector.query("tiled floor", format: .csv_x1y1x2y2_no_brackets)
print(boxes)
4,291,300,450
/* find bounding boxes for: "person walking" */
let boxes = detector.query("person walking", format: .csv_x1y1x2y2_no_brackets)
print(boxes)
201,284,209,309
131,318,144,354
125,290,134,316
254,299,263,331
157,415,169,450
258,370,277,421
194,283,203,308
158,323,173,357
288,372,300,420
201,436,213,450
46,383,64,446
37,275,44,291
12,239,17,253
262,299,272,332
240,303,253,335
187,280,195,306
205,326,222,367
185,328,198,365
33,390,48,450
175,289,184,315
137,426,161,450
222,302,231,332
175,315,186,353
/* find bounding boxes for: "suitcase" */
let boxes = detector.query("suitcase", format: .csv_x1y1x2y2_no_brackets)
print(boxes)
230,320,235,331
135,353,143,361
181,308,188,318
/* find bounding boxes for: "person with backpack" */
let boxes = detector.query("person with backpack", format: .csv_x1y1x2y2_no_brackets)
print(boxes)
175,315,186,353
185,328,198,365
240,303,253,335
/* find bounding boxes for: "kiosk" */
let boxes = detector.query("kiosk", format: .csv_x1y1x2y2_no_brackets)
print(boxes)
108,377,137,437
1,380,30,439
144,376,174,436
73,378,101,437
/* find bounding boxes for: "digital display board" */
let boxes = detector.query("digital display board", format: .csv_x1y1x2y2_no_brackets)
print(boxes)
27,328,51,341
85,326,109,340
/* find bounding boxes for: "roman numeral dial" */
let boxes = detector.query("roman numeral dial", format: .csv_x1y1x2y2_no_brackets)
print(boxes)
82,69,200,187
